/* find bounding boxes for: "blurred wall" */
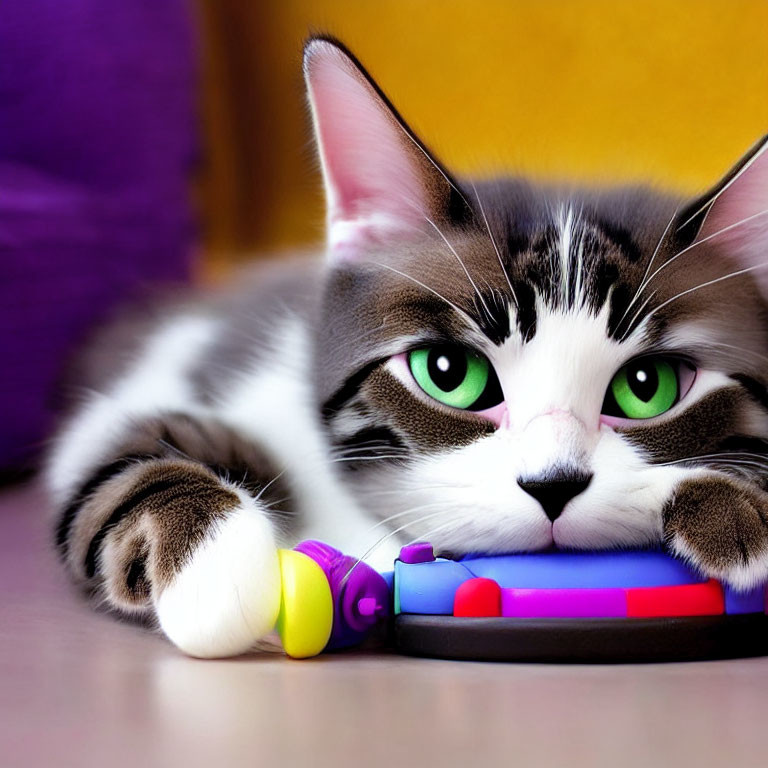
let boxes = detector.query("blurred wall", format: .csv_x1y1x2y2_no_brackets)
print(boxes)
197,0,768,273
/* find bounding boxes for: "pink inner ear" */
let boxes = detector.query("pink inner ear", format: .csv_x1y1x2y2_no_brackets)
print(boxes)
696,141,768,294
305,43,431,258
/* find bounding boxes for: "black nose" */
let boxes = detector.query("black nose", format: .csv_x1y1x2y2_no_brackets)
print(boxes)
517,473,593,522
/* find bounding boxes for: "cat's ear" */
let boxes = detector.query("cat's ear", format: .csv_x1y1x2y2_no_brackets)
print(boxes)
677,135,768,296
303,37,456,260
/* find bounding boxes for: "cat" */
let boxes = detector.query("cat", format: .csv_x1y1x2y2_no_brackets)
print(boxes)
46,36,768,658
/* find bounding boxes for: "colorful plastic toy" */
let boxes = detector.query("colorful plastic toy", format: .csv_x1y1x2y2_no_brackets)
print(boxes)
392,543,768,661
277,540,768,661
275,541,389,658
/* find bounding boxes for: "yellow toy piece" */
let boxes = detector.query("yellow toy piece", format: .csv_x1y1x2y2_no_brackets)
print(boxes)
276,548,334,658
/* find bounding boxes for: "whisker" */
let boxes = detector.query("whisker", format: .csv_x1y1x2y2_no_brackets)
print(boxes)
330,455,410,464
404,513,467,547
365,501,457,534
424,216,495,322
574,206,587,308
619,288,659,342
677,141,768,231
331,452,411,462
331,444,411,458
342,506,462,581
361,482,473,498
658,451,767,462
695,341,768,367
389,119,474,215
331,438,410,452
665,460,765,482
657,452,768,469
557,204,575,307
632,208,768,301
639,258,768,330
469,180,518,308
255,469,287,502
261,496,291,509
615,205,680,332
156,438,193,461
371,262,477,326
687,460,767,472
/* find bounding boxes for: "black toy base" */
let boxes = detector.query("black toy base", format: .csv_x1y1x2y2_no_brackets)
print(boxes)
394,614,768,663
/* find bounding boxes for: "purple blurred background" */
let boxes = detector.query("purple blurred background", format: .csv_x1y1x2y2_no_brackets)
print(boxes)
0,1,199,469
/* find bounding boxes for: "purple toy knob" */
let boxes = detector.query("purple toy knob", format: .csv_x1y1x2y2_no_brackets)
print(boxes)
294,540,390,650
357,597,381,617
399,542,435,564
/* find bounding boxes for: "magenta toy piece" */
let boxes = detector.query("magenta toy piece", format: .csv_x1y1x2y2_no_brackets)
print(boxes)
500,587,627,618
294,540,389,650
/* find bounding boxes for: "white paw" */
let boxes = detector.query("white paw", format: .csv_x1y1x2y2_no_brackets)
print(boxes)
155,492,281,658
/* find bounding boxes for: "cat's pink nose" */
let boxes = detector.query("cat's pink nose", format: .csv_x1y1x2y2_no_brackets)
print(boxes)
517,473,593,522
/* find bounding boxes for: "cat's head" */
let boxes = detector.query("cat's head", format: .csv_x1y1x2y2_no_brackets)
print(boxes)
305,37,768,556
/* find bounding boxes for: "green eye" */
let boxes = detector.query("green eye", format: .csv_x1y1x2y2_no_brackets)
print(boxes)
604,357,679,419
408,346,502,411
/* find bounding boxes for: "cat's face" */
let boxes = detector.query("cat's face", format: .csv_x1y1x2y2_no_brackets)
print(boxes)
305,38,768,558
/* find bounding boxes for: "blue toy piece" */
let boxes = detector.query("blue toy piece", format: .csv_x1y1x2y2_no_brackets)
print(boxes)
390,542,768,662
460,550,706,589
724,585,766,614
395,558,475,614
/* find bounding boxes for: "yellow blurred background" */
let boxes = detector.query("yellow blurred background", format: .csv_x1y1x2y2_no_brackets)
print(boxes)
198,0,768,275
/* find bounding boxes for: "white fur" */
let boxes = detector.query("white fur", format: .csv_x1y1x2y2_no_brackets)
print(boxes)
216,318,392,558
557,204,575,305
155,489,281,658
328,408,376,441
355,414,695,557
492,300,639,436
553,431,685,549
47,314,219,506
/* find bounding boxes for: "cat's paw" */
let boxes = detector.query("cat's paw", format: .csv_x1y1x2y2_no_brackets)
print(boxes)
153,490,281,658
664,475,768,590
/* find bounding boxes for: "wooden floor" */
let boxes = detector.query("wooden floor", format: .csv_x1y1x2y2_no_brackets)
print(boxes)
2,482,767,767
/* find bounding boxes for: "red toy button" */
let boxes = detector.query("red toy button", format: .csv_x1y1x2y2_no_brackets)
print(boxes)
454,577,501,617
626,579,725,617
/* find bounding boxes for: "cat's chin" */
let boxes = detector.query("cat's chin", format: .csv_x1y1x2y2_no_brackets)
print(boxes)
549,522,662,552
432,522,555,559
